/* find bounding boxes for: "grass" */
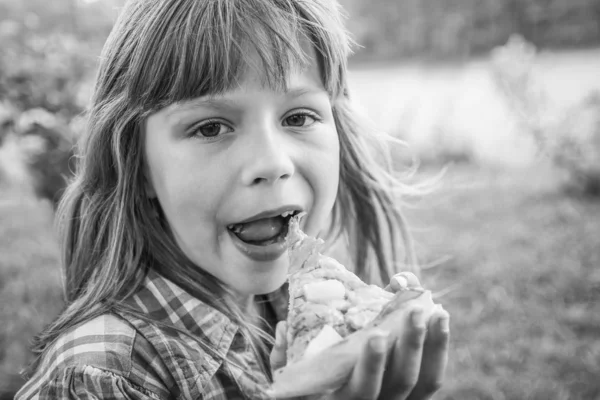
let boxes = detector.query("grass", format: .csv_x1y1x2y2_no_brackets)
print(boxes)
409,163,600,400
0,188,63,396
1,163,598,399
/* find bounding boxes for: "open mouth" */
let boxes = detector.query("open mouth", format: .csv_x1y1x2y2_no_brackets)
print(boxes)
227,210,302,247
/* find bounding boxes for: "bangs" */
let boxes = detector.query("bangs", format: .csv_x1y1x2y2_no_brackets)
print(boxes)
122,0,352,111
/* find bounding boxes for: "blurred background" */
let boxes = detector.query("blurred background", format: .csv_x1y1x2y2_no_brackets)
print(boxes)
1,0,599,398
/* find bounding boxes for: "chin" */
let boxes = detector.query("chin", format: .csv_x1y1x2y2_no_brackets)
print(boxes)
233,279,286,297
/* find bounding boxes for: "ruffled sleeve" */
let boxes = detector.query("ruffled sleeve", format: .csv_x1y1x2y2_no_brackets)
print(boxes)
34,365,164,400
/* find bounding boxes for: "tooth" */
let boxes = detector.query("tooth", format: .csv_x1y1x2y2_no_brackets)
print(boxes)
228,224,243,233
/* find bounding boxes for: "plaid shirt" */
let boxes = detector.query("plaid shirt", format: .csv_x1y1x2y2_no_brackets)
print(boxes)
15,271,289,400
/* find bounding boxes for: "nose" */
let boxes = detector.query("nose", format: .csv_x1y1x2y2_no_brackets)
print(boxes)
240,124,295,186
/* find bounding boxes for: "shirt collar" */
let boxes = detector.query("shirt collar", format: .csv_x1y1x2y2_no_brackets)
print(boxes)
127,269,239,354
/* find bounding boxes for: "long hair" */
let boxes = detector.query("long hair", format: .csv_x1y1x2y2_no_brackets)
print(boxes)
27,0,420,379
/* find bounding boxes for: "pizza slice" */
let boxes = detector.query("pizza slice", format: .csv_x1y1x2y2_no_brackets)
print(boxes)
271,213,439,398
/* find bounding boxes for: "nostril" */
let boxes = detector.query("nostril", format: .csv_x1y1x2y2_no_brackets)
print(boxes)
252,173,290,185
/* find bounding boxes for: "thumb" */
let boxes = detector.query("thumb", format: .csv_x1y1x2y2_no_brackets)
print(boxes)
270,321,288,371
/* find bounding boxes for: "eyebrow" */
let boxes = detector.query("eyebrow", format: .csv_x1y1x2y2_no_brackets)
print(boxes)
165,86,326,119
284,87,325,98
166,98,235,117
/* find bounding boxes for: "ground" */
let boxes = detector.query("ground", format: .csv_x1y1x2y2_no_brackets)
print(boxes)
409,163,600,400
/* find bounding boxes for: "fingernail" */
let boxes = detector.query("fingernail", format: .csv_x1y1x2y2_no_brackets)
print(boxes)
400,272,421,288
369,333,388,352
392,275,408,289
411,308,425,328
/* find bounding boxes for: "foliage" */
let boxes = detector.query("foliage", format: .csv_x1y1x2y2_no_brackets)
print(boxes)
341,0,600,60
411,165,600,400
0,0,599,205
0,19,95,205
1,0,599,397
490,35,600,197
0,192,63,397
0,106,77,207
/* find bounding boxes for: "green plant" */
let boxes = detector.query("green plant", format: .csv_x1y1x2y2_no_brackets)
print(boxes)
0,27,88,205
490,34,600,197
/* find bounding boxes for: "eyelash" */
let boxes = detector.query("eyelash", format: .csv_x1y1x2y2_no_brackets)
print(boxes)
283,110,321,127
188,118,232,141
188,109,321,141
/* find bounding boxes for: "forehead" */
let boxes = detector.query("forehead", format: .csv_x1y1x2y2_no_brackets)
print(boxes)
234,43,325,93
125,0,349,112
159,44,328,116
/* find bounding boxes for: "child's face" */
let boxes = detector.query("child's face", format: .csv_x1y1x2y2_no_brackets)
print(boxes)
143,50,340,296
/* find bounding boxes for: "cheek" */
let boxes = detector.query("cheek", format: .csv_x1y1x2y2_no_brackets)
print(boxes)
149,163,231,266
147,155,222,238
320,141,340,199
322,126,341,189
305,126,340,235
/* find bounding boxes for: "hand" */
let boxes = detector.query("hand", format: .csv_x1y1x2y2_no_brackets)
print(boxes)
379,272,450,400
269,272,450,400
374,304,449,400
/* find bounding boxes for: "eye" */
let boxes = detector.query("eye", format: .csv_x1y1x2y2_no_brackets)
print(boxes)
283,111,319,128
190,120,233,139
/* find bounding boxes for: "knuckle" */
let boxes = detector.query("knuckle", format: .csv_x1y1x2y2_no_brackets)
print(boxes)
436,328,450,344
423,379,444,393
366,347,387,364
346,381,379,400
408,326,427,348
352,392,377,400
396,376,419,393
413,323,427,337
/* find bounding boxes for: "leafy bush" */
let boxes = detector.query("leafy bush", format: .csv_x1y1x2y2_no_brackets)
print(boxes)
0,29,93,114
491,35,600,197
0,106,77,207
0,26,91,205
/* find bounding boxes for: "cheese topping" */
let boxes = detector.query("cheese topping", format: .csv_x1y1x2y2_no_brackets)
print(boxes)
303,280,346,304
303,325,344,358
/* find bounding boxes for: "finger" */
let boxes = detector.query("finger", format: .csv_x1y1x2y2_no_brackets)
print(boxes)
333,330,388,400
380,307,428,400
385,272,422,293
269,321,288,371
406,306,450,400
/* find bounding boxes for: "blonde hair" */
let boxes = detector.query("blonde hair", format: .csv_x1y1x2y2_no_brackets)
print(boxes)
27,0,419,380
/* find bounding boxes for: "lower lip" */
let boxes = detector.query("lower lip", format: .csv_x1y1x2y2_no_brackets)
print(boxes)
228,229,288,262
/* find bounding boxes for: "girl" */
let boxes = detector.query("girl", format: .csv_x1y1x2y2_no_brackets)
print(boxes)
17,0,450,399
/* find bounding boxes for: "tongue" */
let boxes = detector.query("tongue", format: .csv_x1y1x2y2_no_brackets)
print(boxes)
233,217,285,243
